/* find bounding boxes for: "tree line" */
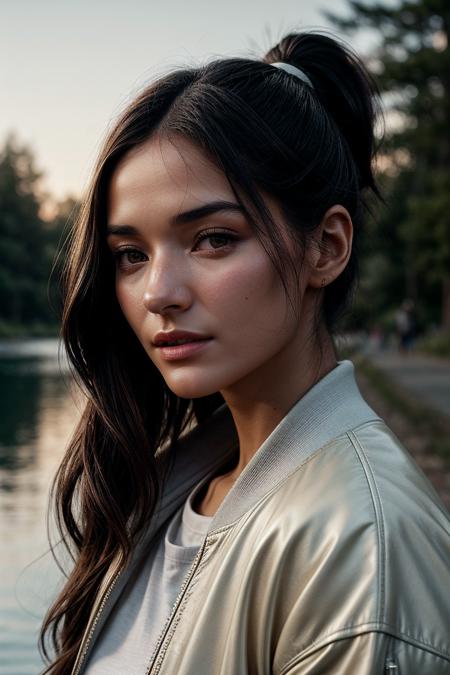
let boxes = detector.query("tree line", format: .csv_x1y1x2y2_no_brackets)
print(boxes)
0,135,78,336
327,0,450,338
0,0,448,340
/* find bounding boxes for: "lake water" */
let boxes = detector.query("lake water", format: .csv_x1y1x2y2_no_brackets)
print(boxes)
0,339,80,675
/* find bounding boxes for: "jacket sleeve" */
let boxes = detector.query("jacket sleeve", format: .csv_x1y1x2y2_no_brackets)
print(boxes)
278,631,450,675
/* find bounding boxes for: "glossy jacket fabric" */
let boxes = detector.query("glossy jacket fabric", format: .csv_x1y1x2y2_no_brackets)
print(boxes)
71,360,450,675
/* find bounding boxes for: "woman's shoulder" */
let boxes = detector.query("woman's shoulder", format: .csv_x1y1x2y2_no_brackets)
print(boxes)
276,417,449,532
251,418,450,663
344,418,449,529
253,416,450,589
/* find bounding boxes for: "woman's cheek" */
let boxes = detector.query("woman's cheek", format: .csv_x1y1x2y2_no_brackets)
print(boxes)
116,280,145,331
209,255,284,321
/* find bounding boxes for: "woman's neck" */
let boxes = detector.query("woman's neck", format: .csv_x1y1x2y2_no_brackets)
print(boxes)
219,331,337,481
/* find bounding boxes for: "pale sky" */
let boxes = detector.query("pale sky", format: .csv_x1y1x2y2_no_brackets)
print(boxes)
1,0,375,203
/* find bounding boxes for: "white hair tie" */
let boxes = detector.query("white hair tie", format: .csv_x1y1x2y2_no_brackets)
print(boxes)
270,62,314,90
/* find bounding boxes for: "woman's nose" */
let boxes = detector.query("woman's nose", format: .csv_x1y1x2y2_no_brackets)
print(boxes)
142,261,192,315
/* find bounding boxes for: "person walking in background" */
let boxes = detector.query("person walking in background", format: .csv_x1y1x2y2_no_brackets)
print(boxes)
39,30,450,675
395,298,417,353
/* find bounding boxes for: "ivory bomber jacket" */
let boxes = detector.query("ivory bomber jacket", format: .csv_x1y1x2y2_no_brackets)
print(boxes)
70,360,450,675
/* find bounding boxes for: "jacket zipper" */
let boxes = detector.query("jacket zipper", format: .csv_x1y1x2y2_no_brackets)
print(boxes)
144,537,208,675
384,635,398,673
71,556,123,675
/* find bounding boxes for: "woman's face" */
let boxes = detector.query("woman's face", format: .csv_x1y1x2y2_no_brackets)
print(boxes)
106,135,314,401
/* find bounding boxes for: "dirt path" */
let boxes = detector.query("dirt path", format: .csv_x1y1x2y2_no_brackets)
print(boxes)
354,364,450,512
369,350,450,419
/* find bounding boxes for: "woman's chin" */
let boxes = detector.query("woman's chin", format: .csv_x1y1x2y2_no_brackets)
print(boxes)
164,378,222,400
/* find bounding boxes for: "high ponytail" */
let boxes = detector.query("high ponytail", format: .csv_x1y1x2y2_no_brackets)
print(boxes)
264,32,383,198
260,32,384,330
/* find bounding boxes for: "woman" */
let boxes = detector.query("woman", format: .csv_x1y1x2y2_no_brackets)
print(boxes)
40,31,450,674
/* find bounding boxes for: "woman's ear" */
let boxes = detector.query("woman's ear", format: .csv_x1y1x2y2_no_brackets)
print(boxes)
306,205,353,289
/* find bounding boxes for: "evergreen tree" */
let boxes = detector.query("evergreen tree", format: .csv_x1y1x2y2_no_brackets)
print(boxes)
0,135,72,334
326,0,450,331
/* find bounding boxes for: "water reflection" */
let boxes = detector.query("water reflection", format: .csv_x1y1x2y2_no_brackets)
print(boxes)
0,339,81,675
0,360,42,465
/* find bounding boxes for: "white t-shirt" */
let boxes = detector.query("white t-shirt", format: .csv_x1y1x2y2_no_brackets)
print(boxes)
84,479,212,674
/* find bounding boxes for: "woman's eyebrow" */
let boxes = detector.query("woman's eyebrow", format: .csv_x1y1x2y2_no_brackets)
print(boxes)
106,200,244,237
172,200,244,225
106,224,139,237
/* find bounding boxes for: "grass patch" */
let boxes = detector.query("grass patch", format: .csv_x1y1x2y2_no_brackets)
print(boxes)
354,354,450,461
417,332,450,358
0,320,59,338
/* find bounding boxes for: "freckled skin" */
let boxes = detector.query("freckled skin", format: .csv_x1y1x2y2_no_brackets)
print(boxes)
107,134,349,475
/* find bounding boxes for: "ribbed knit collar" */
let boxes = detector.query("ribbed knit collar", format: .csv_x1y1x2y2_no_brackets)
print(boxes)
155,359,380,534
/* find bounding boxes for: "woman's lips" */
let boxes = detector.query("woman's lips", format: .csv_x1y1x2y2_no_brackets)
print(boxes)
156,338,213,361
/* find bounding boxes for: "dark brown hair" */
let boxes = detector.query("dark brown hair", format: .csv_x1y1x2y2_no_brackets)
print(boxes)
40,31,382,673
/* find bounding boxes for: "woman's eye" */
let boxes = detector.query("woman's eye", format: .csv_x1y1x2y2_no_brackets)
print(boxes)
194,230,237,252
113,248,147,268
111,231,236,269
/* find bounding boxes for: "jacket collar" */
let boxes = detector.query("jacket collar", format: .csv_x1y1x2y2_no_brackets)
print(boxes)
156,359,380,534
